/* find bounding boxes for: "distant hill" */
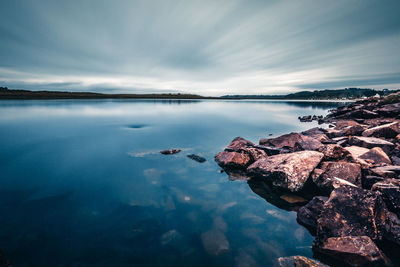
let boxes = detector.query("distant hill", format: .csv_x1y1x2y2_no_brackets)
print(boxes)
222,88,400,100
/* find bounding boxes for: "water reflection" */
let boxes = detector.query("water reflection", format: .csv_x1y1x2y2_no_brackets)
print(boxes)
0,99,341,266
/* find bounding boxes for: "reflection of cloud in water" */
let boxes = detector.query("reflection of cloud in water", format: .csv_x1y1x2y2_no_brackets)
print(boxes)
143,168,164,185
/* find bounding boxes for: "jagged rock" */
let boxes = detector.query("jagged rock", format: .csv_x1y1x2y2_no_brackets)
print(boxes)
160,149,181,155
247,151,324,193
297,196,328,234
244,147,268,161
277,255,328,267
319,144,351,161
359,147,392,165
362,121,400,138
314,236,390,266
370,165,400,178
344,146,371,165
259,133,323,151
302,127,329,143
187,154,206,163
349,136,394,153
312,161,361,195
339,124,366,136
226,137,255,151
372,179,400,217
215,151,251,169
317,186,388,241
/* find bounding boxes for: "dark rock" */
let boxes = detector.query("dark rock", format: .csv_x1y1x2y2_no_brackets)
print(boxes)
318,144,351,161
254,145,281,156
376,103,400,117
317,186,388,242
383,211,400,246
349,136,394,153
314,236,390,266
215,151,251,169
247,151,324,193
370,165,400,178
372,179,400,217
312,161,362,195
362,175,385,190
187,154,206,163
362,122,400,139
277,255,328,267
359,147,392,165
297,196,328,235
390,155,400,165
160,149,181,155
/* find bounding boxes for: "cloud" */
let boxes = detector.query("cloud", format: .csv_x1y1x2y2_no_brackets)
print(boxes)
0,0,399,95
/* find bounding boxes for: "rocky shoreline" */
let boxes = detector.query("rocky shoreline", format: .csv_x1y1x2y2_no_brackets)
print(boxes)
215,93,400,266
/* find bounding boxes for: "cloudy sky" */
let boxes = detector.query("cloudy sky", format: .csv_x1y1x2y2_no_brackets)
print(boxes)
1,0,399,96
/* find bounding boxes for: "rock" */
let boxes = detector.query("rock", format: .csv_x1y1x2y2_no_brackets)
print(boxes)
244,147,268,161
372,179,400,217
344,146,371,165
362,122,400,138
370,165,400,178
279,194,308,204
302,127,329,143
215,151,252,169
247,151,323,193
187,154,206,163
226,137,255,152
390,155,400,165
259,133,323,151
312,161,362,195
160,149,181,155
346,109,380,119
383,211,400,246
314,236,390,266
277,255,328,267
349,136,394,153
317,186,388,242
376,103,400,117
297,196,328,234
319,144,351,161
339,124,366,136
254,145,282,156
359,147,392,165
201,229,230,256
362,175,385,190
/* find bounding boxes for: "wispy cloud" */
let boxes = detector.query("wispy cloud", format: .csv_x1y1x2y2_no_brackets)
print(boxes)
1,0,399,95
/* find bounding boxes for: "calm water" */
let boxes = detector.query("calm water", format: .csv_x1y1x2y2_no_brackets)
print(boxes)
0,99,343,266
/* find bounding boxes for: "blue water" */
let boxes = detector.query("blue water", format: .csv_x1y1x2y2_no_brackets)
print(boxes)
0,99,342,266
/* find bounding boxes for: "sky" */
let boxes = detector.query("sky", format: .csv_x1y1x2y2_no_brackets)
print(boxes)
0,0,400,96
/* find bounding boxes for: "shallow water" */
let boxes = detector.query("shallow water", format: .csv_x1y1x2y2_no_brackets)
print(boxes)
0,99,343,266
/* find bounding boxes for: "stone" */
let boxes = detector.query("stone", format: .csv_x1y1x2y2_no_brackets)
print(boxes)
362,122,400,139
349,136,394,153
254,145,282,156
362,175,385,190
160,149,181,155
359,147,392,165
318,144,351,161
247,151,324,193
302,127,329,143
244,147,268,161
215,151,252,169
225,137,255,152
259,133,323,151
317,186,388,241
277,255,328,267
370,165,400,178
297,196,328,235
314,236,390,266
383,211,400,246
312,161,362,195
187,154,206,163
344,146,371,165
376,103,400,117
372,179,400,217
339,124,366,136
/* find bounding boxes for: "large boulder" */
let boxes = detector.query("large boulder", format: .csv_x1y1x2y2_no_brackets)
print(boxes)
372,179,400,217
302,127,329,143
297,196,328,234
349,136,394,153
225,137,255,151
312,162,362,195
362,122,400,139
277,255,328,267
259,133,323,151
215,151,252,170
344,146,371,166
317,186,388,242
318,144,351,161
247,151,324,193
314,236,390,266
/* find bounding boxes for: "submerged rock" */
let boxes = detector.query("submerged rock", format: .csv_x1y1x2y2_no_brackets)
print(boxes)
187,154,206,163
247,150,324,193
314,236,390,266
277,255,328,267
160,149,181,155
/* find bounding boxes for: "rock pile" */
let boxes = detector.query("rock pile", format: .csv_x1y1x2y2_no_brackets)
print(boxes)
215,92,400,266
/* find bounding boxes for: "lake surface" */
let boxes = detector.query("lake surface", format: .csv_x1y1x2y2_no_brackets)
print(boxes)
0,99,344,266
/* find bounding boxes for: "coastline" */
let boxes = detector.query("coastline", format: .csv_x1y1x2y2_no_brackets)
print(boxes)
215,93,400,266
